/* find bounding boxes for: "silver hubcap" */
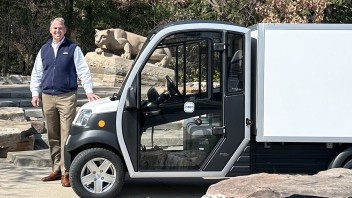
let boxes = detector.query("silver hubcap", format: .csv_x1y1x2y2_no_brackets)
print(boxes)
81,158,116,193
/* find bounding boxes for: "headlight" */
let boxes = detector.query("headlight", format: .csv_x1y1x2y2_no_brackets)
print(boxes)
74,109,92,126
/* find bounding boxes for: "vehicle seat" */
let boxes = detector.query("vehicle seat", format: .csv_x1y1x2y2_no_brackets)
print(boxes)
146,87,159,107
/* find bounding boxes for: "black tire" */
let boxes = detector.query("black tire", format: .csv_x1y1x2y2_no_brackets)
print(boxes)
69,148,125,198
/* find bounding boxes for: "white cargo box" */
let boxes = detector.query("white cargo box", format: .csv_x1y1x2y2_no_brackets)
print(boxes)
251,23,352,143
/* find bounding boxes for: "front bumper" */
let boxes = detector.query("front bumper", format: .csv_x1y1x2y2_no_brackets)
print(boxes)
64,111,119,170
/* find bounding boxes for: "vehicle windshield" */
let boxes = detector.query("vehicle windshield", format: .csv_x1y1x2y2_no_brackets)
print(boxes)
116,31,156,97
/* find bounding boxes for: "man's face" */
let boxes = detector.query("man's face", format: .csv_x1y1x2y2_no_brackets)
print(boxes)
50,20,66,43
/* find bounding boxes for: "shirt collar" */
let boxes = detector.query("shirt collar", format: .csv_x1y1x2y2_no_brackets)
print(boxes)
52,37,66,47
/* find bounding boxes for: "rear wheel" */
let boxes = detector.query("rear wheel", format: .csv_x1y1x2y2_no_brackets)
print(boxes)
69,148,125,198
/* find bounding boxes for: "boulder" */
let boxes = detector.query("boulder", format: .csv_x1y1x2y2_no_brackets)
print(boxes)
0,100,17,107
140,149,169,169
0,107,40,158
165,150,207,168
7,75,30,84
29,120,47,134
140,149,207,170
203,168,352,198
0,120,35,157
85,52,174,87
0,107,27,121
0,75,30,85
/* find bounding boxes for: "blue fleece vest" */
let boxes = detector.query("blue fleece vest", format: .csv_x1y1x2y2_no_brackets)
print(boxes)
40,38,78,95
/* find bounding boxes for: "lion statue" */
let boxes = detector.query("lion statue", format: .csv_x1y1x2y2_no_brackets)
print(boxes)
95,28,171,67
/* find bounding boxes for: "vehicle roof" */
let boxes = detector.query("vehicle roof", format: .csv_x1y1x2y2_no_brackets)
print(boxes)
153,20,244,33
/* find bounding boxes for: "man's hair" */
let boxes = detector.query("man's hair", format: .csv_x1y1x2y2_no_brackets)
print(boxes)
50,17,66,28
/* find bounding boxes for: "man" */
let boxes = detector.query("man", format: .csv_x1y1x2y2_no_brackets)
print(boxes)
30,17,100,187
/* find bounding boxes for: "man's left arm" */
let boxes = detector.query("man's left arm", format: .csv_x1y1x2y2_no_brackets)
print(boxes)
74,46,100,102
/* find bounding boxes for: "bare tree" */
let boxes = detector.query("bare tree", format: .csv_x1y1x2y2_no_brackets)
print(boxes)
256,0,327,23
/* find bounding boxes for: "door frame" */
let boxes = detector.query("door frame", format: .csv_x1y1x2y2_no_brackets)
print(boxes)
116,22,252,178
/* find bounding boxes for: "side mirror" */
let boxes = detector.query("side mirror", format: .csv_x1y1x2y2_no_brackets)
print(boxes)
125,87,137,110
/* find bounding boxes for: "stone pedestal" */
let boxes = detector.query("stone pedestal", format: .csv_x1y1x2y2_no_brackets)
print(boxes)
85,52,175,87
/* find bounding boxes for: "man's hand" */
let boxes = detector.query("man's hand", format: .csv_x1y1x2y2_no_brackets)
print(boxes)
86,93,101,102
31,96,40,107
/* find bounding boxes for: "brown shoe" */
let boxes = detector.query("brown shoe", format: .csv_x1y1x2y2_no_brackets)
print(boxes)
41,171,61,182
61,175,71,187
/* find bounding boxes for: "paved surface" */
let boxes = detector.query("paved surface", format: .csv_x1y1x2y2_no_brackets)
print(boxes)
0,84,223,197
0,162,76,198
0,162,222,198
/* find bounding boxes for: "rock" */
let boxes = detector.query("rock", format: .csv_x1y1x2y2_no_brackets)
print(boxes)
0,76,6,84
140,149,207,170
0,120,35,157
85,52,174,87
140,149,169,169
165,150,207,168
0,107,37,157
29,120,47,134
203,168,352,198
0,100,17,107
0,75,30,84
8,75,27,84
0,107,27,121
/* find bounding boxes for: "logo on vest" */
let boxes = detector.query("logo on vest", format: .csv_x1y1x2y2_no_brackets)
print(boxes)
63,52,69,55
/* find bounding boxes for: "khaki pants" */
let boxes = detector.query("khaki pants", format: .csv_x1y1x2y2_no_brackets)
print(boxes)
42,91,77,174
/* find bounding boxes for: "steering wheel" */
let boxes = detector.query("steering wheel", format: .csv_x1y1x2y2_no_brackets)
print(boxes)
166,75,182,96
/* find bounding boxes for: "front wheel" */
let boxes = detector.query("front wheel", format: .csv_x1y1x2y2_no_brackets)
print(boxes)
69,148,125,198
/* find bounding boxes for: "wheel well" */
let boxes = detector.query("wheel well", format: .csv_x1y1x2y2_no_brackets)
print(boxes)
70,143,127,170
